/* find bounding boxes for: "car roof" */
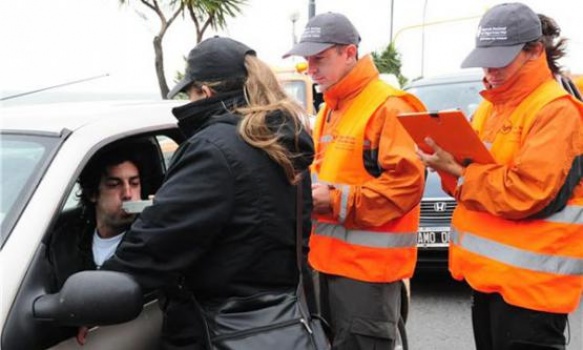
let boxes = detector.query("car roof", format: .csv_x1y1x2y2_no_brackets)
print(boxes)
405,69,483,89
1,100,182,135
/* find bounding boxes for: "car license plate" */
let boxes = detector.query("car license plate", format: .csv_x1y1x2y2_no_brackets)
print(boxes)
417,227,450,248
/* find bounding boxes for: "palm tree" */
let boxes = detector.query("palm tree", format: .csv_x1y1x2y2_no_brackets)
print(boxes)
184,0,247,43
118,0,247,99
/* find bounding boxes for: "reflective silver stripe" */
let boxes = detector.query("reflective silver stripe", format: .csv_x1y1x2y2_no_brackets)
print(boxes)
544,205,583,224
338,184,350,223
320,134,333,143
311,172,321,184
363,140,371,147
312,178,335,188
451,229,459,244
314,221,417,248
451,229,583,276
311,172,333,186
484,142,492,150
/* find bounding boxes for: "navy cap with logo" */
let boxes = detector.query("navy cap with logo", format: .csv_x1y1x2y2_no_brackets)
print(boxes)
461,2,542,69
283,12,360,58
167,36,256,99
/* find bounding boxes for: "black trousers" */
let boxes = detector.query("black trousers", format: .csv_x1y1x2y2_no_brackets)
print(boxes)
471,290,568,350
158,289,206,350
320,274,400,350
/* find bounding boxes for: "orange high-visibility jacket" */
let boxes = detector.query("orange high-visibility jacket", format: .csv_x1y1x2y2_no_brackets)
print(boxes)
309,56,425,283
450,54,583,313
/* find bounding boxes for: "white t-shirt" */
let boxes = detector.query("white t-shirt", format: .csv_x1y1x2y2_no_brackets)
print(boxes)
92,231,125,268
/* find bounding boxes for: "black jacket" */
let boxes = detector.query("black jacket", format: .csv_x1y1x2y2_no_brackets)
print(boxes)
47,214,96,291
103,91,314,349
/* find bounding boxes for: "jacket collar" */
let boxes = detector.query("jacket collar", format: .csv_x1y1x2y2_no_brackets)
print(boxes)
322,54,379,110
171,91,247,137
480,52,553,106
171,93,314,172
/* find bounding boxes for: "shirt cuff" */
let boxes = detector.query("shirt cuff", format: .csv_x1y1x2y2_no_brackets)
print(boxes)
454,166,468,198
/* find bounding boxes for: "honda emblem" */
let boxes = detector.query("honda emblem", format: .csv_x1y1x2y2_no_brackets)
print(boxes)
434,202,447,212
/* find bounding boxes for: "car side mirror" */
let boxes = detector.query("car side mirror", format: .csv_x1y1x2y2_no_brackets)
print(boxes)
33,270,143,326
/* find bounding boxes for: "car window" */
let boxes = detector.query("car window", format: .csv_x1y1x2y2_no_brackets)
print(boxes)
157,135,179,168
282,80,309,111
62,183,81,210
0,134,59,246
407,81,483,117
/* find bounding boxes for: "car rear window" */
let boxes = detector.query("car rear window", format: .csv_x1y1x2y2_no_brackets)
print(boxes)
407,80,483,117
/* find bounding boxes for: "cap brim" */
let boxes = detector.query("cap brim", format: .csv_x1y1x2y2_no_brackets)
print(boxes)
282,42,335,58
461,44,525,69
167,77,193,99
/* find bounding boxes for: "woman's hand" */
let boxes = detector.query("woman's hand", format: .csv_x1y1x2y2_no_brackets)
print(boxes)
416,137,464,178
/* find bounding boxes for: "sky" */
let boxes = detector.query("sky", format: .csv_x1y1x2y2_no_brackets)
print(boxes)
1,0,581,101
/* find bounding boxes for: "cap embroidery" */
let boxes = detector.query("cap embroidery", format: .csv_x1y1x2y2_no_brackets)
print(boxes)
476,26,482,38
302,27,322,40
479,26,509,42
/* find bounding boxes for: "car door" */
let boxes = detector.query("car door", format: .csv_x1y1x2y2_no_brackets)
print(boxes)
48,299,163,350
1,131,182,350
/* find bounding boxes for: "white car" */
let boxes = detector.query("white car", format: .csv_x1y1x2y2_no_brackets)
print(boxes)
1,100,184,349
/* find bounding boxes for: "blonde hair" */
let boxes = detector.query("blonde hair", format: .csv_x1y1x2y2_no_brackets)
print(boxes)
189,55,309,184
236,55,308,184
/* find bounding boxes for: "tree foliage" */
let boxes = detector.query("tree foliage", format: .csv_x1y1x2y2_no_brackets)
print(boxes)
184,0,247,43
118,0,247,99
372,42,408,87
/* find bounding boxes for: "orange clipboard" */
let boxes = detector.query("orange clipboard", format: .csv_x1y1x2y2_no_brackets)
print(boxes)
397,109,495,192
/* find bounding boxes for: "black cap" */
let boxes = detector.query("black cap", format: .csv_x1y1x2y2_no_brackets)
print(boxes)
167,36,256,99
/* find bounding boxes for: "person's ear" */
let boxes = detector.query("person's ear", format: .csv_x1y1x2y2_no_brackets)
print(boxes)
201,85,213,99
345,44,358,62
527,42,544,61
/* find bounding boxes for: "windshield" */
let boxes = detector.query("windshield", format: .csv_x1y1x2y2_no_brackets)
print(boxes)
407,80,484,117
1,134,59,246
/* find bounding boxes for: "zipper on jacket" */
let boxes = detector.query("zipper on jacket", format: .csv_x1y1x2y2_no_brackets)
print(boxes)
300,317,313,334
326,109,333,123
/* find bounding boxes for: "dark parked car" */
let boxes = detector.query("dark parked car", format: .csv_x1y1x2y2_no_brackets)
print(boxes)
404,69,484,270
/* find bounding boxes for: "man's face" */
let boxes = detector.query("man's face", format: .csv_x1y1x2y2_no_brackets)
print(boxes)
305,45,356,92
91,161,141,237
